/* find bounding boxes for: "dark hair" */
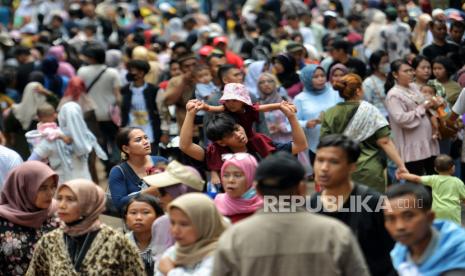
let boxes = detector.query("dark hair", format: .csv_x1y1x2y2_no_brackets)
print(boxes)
411,55,430,70
333,73,362,100
206,52,225,65
429,18,446,30
83,24,97,34
205,113,237,142
82,44,106,64
420,84,436,95
317,134,361,163
384,59,411,94
123,194,164,218
28,71,45,85
331,39,351,54
14,46,30,57
451,20,465,30
434,154,454,172
177,52,197,65
386,183,432,211
218,64,237,84
432,56,456,79
0,75,6,93
369,50,387,72
172,41,189,52
116,127,144,156
127,59,151,74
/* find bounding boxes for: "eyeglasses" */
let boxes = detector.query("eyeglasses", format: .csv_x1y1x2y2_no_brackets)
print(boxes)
221,153,251,162
258,79,275,85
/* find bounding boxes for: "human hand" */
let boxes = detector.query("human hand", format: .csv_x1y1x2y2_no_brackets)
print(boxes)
280,101,297,117
395,166,409,180
306,119,320,128
280,100,297,113
186,99,200,113
195,101,210,112
35,84,50,96
0,131,6,146
159,257,175,275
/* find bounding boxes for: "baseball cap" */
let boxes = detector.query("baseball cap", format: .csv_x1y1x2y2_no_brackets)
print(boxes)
255,152,305,189
213,36,228,46
143,160,205,191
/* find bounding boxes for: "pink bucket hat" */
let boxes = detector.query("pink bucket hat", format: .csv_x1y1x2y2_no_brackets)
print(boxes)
219,83,252,106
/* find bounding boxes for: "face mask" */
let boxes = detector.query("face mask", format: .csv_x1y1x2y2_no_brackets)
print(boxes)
126,73,135,82
380,64,390,75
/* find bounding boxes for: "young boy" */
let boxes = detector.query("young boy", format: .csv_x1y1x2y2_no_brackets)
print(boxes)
400,154,465,225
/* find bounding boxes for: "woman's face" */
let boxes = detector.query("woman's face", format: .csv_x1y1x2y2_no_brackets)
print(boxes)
123,129,151,157
312,69,327,90
273,61,284,74
258,76,277,95
169,208,198,246
34,176,57,209
433,63,447,81
395,64,414,86
415,60,431,82
126,201,158,234
330,69,346,86
56,186,81,223
222,165,249,198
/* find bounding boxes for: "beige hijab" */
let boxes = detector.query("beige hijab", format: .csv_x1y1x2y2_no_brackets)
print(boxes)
168,193,226,266
412,14,432,51
58,179,106,237
12,82,47,130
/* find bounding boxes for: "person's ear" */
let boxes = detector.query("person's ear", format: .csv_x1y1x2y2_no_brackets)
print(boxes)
122,145,130,155
349,162,357,174
426,210,435,224
216,139,227,147
297,181,307,196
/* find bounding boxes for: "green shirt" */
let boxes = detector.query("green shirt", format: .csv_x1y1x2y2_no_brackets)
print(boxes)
421,175,465,224
321,102,390,193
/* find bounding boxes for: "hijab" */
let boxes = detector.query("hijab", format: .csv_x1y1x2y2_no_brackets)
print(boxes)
105,49,123,68
59,179,105,236
273,54,301,89
215,153,263,216
12,82,48,130
329,63,349,83
0,161,58,229
258,73,283,105
300,64,332,95
59,76,96,113
244,60,266,97
48,45,65,62
168,193,226,266
412,14,432,51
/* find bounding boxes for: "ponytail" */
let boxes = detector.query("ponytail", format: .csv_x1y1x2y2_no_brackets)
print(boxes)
384,59,411,94
384,71,396,94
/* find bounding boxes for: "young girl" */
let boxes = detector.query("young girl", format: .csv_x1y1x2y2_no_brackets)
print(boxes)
124,194,165,276
198,83,295,184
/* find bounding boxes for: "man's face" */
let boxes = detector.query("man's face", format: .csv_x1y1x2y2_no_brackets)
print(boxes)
287,16,300,29
384,194,434,248
329,48,344,61
432,21,447,41
450,26,465,43
290,50,305,63
216,124,248,148
397,6,408,22
223,68,244,84
209,56,226,78
314,146,355,189
180,58,197,74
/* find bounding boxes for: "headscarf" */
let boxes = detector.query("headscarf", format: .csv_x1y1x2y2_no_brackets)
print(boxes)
59,179,105,236
48,45,66,61
12,82,48,130
300,64,332,94
56,102,107,171
164,17,188,42
215,153,263,216
258,73,282,105
106,49,123,68
329,63,349,83
244,60,266,98
168,193,226,266
59,77,96,113
412,14,432,51
273,54,301,89
364,10,386,52
0,161,58,229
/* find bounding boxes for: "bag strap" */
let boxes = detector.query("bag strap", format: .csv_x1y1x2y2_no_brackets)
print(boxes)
86,66,107,93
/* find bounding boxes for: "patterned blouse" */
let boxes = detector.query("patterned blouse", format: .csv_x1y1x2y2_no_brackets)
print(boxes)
0,216,60,275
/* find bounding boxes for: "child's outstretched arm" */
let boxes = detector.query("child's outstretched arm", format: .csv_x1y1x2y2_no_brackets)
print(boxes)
258,101,297,113
197,102,225,112
399,172,422,183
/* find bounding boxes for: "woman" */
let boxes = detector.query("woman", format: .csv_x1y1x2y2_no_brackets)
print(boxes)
0,161,59,275
271,54,303,98
214,153,262,223
29,102,107,183
26,179,145,274
48,45,76,79
321,74,407,192
431,56,461,106
385,59,439,175
328,63,348,89
4,78,58,160
363,10,386,58
109,127,168,212
41,56,69,98
124,194,165,276
412,55,432,88
412,14,432,52
244,60,268,98
363,50,390,117
294,64,342,164
155,193,226,276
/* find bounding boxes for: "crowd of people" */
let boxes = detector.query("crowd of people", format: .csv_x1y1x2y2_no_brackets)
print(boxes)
1,0,465,275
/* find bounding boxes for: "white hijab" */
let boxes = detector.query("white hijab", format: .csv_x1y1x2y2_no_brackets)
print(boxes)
12,82,47,130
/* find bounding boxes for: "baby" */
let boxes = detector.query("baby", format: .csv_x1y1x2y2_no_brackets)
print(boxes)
36,103,71,144
193,64,218,117
420,84,446,140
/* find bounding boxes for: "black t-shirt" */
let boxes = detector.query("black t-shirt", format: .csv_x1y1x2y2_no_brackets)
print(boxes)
422,42,460,62
309,184,396,276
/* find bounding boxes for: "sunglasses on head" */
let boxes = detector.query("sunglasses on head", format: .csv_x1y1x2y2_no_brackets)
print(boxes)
221,153,250,162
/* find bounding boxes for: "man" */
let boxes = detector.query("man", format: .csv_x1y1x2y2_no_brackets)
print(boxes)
163,52,197,129
448,20,465,46
286,42,306,70
212,152,370,276
328,40,367,79
384,183,465,275
121,59,161,154
309,134,396,276
380,7,411,62
206,51,227,87
14,46,39,96
285,14,315,45
213,36,244,69
421,19,460,62
77,43,121,172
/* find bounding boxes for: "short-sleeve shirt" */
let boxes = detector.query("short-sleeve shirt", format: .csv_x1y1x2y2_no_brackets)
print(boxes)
421,175,465,224
452,88,465,115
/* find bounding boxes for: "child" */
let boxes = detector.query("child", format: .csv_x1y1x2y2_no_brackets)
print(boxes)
400,154,465,225
420,84,446,140
198,83,295,184
36,103,71,144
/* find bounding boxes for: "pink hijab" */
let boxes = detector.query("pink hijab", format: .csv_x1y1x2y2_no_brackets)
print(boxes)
0,161,58,229
214,153,263,216
59,179,105,236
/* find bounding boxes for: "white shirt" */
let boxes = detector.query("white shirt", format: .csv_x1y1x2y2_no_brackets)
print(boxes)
0,146,23,191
